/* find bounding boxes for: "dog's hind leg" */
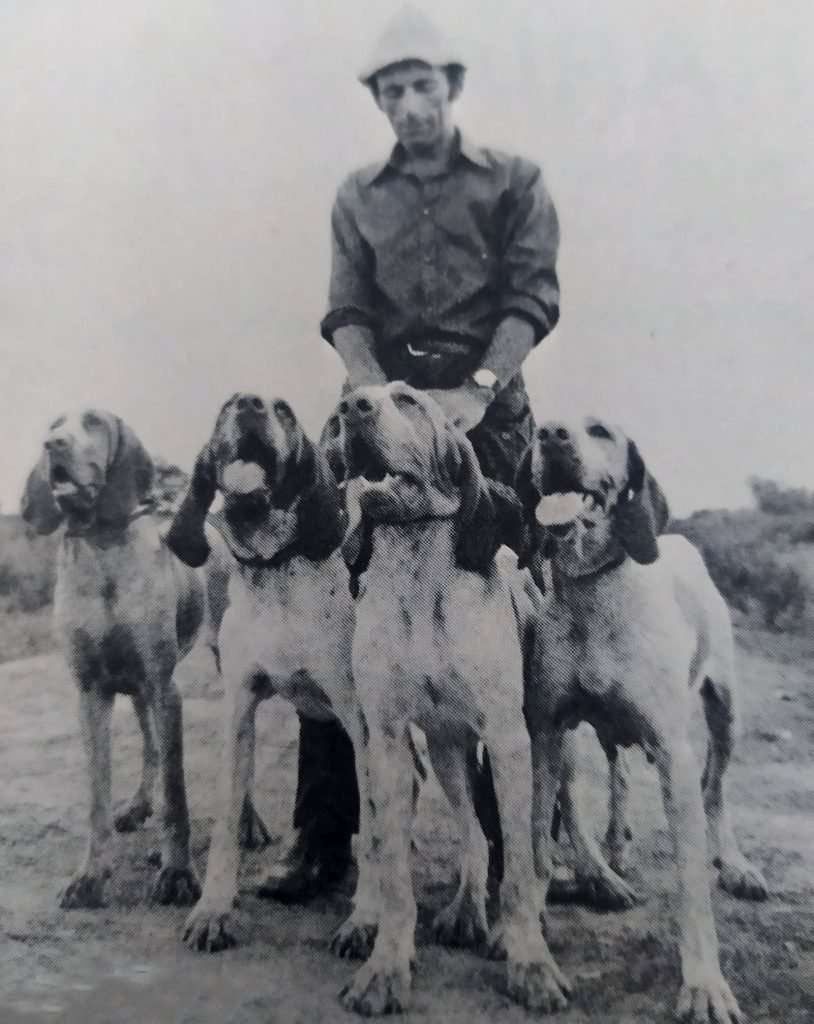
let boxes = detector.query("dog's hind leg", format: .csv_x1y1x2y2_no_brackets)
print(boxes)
114,692,157,833
60,688,116,909
558,734,641,911
426,729,489,949
238,722,272,850
604,745,633,877
700,673,767,901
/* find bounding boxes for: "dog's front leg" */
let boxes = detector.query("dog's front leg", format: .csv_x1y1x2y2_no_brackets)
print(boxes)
183,677,259,951
150,671,201,906
60,687,115,908
656,735,744,1024
488,721,571,1013
340,716,416,1016
114,692,157,833
331,705,380,962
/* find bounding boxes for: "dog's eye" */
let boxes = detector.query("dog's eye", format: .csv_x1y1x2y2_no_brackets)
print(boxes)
394,392,419,408
587,423,613,441
82,412,103,430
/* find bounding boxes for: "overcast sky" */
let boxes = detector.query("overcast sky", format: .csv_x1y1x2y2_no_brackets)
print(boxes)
1,0,811,516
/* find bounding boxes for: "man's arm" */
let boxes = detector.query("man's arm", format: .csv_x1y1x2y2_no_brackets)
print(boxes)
321,182,387,383
431,165,560,431
333,325,388,387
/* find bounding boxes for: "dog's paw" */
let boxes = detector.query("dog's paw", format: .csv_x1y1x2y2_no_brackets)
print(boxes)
183,904,239,953
506,957,571,1014
677,976,743,1024
717,858,768,902
151,865,201,907
431,895,488,949
59,871,109,910
238,800,272,851
340,958,412,1016
113,798,153,833
330,916,378,961
575,868,643,911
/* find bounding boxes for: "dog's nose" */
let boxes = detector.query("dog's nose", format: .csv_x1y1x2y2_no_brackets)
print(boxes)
538,422,571,445
236,394,266,415
338,392,378,422
44,434,70,451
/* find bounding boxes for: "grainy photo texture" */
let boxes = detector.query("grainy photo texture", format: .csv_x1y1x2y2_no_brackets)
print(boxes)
1,3,812,1023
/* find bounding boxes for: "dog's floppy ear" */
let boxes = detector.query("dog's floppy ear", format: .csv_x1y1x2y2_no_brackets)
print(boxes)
319,410,348,485
166,443,216,568
341,512,374,599
96,416,154,527
512,444,549,570
295,439,346,561
614,440,670,565
453,432,504,574
21,453,64,535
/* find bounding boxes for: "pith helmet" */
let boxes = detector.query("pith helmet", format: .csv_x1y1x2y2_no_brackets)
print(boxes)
357,5,466,85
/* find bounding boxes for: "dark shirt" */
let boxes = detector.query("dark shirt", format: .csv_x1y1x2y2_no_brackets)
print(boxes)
321,132,560,400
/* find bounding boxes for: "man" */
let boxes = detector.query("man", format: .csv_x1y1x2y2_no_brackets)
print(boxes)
259,5,560,903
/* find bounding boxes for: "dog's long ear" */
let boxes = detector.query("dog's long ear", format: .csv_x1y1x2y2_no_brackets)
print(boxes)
296,439,346,561
341,512,374,599
166,444,216,568
454,432,503,573
319,410,348,485
512,444,548,570
614,440,670,565
21,454,64,535
96,416,154,526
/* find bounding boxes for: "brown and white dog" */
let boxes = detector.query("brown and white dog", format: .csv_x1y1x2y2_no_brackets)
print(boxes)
165,393,379,956
335,382,577,1016
514,416,768,1024
21,409,203,908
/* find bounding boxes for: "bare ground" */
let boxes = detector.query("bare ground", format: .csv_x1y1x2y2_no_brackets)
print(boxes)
1,627,813,1024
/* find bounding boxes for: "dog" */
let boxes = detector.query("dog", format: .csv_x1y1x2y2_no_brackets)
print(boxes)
165,392,380,956
514,415,768,1024
334,382,577,1016
21,409,203,908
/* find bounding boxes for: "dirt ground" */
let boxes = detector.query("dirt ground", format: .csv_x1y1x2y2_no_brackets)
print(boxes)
1,626,813,1024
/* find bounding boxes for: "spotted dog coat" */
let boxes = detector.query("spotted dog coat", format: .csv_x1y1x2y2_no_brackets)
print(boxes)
21,409,203,909
165,393,380,961
515,415,768,1024
334,382,576,1016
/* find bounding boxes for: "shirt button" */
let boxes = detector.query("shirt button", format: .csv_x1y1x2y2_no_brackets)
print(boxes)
423,207,430,215
424,254,432,263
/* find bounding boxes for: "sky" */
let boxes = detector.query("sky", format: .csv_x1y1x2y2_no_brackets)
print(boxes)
1,0,812,516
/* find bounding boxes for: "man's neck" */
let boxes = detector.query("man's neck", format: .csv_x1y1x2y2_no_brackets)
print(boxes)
401,128,457,179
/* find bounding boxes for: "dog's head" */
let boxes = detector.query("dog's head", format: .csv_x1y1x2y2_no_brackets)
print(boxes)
21,409,154,535
338,382,524,586
166,393,344,568
515,416,670,578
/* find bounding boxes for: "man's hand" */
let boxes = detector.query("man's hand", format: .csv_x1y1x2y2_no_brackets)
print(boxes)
427,379,494,433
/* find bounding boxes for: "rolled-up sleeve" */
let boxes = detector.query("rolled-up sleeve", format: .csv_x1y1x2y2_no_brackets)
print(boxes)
499,161,561,342
320,179,377,344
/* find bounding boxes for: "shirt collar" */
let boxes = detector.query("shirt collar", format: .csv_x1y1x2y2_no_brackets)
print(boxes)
359,129,490,187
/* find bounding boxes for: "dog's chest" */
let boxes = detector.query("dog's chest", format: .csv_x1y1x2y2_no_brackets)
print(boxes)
56,532,175,695
355,578,517,732
224,557,353,697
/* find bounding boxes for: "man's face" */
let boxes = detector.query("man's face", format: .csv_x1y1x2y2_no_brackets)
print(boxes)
374,61,454,154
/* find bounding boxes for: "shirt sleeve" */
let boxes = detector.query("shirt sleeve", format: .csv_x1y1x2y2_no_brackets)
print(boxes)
320,181,377,344
499,162,561,343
